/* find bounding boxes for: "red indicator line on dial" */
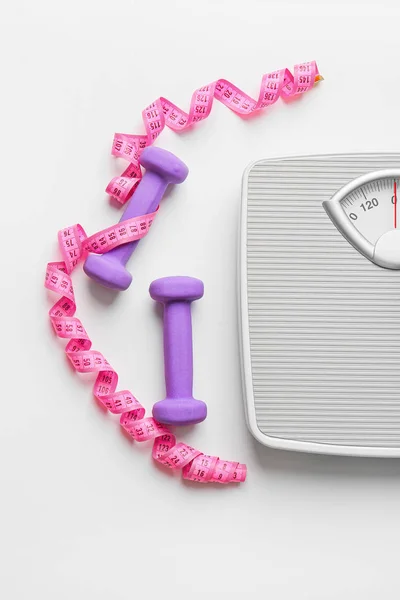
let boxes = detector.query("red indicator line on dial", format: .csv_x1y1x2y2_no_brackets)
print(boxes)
395,181,398,229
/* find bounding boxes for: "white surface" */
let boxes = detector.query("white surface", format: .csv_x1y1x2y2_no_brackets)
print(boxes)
2,1,400,598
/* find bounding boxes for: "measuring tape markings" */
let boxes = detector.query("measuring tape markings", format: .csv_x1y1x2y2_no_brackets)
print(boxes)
45,61,321,484
107,62,322,205
82,211,158,254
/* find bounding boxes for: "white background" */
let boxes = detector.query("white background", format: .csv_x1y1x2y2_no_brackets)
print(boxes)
2,1,400,598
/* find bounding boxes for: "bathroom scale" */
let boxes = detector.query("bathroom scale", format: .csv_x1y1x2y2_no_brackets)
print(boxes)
239,153,400,456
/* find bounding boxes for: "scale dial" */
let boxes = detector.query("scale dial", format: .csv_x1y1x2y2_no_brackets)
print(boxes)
323,169,400,269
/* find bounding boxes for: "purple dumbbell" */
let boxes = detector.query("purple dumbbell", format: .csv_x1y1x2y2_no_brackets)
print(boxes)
83,147,189,291
150,276,207,426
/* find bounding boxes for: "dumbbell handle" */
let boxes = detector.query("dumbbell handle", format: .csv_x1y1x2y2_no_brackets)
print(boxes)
105,172,168,266
163,302,194,399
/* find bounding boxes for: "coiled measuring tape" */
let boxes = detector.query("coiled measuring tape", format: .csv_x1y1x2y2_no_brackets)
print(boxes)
45,61,322,485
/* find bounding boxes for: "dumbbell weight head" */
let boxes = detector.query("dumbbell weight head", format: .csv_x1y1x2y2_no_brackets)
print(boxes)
150,276,204,304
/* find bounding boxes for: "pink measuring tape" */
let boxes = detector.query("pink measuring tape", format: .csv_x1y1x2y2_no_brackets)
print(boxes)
45,61,322,485
106,62,322,205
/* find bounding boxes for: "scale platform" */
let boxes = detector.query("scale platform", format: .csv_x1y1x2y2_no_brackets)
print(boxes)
239,153,400,456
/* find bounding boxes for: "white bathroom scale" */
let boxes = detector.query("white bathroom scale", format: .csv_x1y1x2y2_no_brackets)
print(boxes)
239,153,400,456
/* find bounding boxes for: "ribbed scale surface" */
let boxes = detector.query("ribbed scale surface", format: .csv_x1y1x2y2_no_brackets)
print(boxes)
246,154,400,447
